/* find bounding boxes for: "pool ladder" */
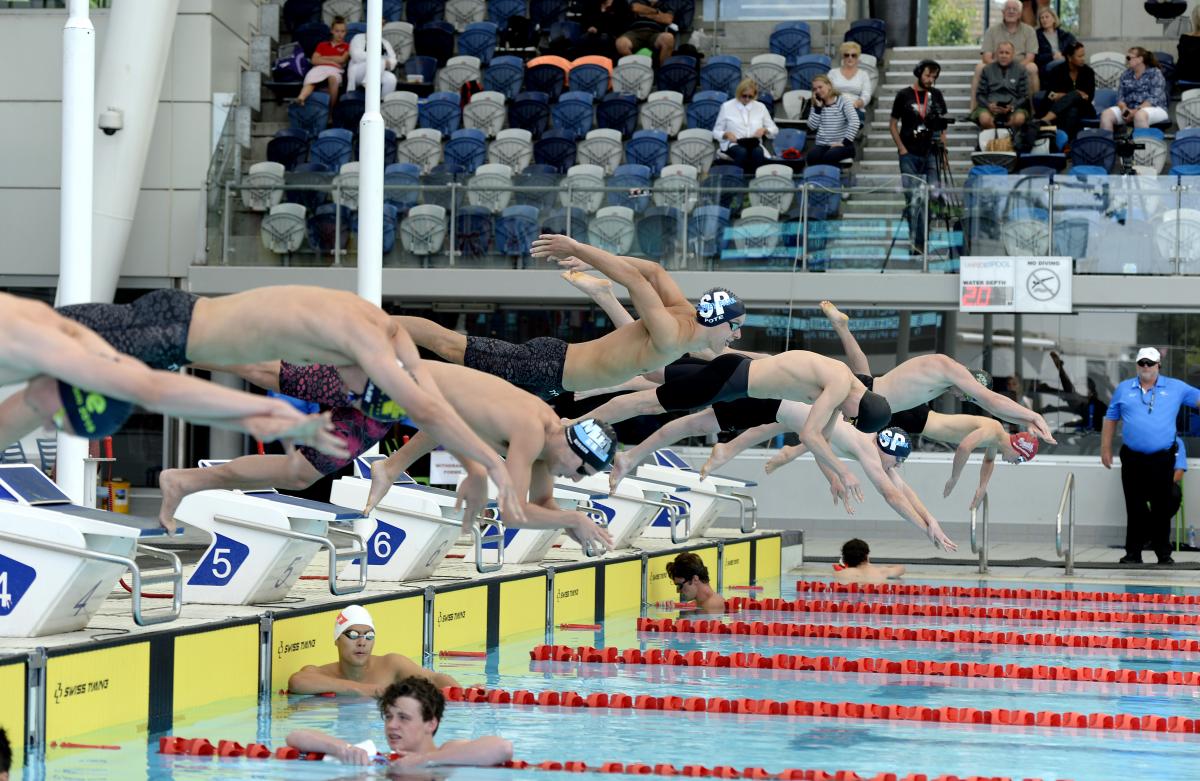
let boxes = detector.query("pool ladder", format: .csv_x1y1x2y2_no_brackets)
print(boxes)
969,493,989,574
1056,472,1076,576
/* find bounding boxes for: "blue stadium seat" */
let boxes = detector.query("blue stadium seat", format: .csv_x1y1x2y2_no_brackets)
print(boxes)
550,20,583,45
773,128,806,156
688,204,731,257
353,202,401,254
459,21,499,64
636,206,682,256
552,91,595,139
444,127,488,173
309,128,355,169
484,55,526,100
346,22,368,40
1171,128,1200,167
701,164,745,212
569,63,611,100
268,128,311,171
540,206,589,241
530,0,567,24
455,205,494,257
656,55,698,101
844,22,885,62
288,91,330,139
700,55,742,96
788,54,832,92
419,91,464,136
1170,163,1200,176
331,90,366,131
534,128,578,172
308,203,353,254
1070,129,1116,172
494,204,541,256
283,0,322,32
1156,50,1176,90
416,21,457,66
596,92,638,138
514,163,560,210
383,0,404,21
687,90,726,131
1068,165,1108,177
508,90,551,135
769,21,811,63
384,162,423,214
525,62,568,100
406,55,439,86
758,91,775,116
804,164,842,220
294,21,330,58
382,127,399,165
1081,88,1118,128
407,0,445,27
1017,154,1067,173
607,163,653,213
625,129,669,176
487,0,525,26
285,162,332,211
423,163,467,211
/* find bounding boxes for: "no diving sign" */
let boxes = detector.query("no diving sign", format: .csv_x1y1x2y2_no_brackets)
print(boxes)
1014,256,1072,313
960,256,1072,314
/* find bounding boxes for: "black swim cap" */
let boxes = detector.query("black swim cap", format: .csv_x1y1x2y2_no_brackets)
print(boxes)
695,288,746,327
565,419,617,472
851,390,892,433
359,379,408,422
54,381,134,439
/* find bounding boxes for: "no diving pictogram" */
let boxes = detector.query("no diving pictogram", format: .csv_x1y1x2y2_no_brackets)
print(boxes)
1027,268,1060,301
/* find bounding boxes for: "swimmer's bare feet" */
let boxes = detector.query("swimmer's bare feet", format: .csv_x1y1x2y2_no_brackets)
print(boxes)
609,450,633,493
157,468,186,533
765,445,801,475
820,300,849,329
700,441,734,480
561,269,611,300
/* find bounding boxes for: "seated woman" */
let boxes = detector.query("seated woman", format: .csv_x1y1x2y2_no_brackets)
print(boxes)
806,75,860,166
827,41,873,121
1100,47,1168,132
1177,6,1200,85
712,77,778,173
1033,6,1076,79
1037,42,1095,141
298,16,351,108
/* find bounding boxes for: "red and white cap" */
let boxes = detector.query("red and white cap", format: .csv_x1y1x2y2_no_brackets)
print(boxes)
334,604,374,641
1010,432,1038,462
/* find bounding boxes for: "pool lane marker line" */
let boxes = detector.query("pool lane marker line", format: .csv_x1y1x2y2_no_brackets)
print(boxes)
531,644,1200,686
727,596,1200,627
160,737,1070,780
441,685,1198,734
795,580,1200,607
637,616,1200,652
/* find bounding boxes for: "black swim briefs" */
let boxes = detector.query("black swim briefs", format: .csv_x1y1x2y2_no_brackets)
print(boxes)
656,353,752,411
463,336,568,400
888,403,930,435
711,397,783,432
58,288,199,371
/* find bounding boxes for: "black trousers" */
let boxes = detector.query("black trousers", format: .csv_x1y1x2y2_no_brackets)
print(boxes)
1120,444,1177,560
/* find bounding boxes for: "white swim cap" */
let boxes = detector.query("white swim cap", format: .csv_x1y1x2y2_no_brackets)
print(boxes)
334,604,375,642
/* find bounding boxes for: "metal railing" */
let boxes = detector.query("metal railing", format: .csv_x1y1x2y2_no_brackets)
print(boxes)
969,492,989,574
1055,471,1076,576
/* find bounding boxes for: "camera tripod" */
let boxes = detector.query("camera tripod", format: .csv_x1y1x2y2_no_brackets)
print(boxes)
882,140,961,271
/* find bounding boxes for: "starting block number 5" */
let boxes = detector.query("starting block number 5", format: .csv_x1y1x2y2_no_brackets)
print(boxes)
0,554,37,616
187,534,250,587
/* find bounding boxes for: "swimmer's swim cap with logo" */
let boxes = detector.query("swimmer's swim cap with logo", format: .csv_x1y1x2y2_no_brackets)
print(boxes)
875,427,912,462
1010,431,1038,462
53,381,133,439
333,604,375,641
359,379,408,422
695,287,746,327
565,418,617,472
851,390,892,433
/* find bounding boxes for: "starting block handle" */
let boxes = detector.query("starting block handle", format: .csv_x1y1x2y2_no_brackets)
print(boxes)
471,516,505,573
211,514,368,597
675,486,758,535
576,502,611,558
662,496,691,543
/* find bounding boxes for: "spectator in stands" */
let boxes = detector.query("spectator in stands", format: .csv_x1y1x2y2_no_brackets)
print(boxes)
1020,0,1053,28
889,59,947,256
1037,41,1095,141
1037,351,1107,432
971,0,1039,111
832,538,905,585
580,0,633,60
827,41,873,121
1033,6,1077,78
806,75,861,166
712,78,778,173
297,16,351,107
615,0,675,66
1100,48,1169,132
347,33,398,96
971,42,1030,133
1175,6,1200,85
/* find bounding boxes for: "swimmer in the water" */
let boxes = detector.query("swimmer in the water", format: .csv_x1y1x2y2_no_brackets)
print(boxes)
286,676,512,767
364,363,617,552
820,300,1056,443
45,286,524,526
395,235,743,398
833,538,906,585
0,292,341,452
667,552,725,614
288,605,457,697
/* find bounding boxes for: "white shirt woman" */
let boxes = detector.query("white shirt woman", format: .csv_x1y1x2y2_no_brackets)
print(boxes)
711,90,779,152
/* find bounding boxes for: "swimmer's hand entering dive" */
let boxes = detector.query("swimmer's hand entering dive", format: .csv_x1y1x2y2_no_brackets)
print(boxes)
566,511,615,552
245,409,348,460
454,465,491,534
927,518,958,551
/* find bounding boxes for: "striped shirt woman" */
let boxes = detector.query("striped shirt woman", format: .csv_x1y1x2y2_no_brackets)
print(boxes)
806,75,861,165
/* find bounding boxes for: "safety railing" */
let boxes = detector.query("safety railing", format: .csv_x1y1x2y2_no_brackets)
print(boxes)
1055,472,1076,576
969,492,988,575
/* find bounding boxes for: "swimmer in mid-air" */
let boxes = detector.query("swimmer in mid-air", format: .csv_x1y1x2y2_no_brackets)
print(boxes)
286,676,512,767
396,235,743,398
0,292,341,453
667,552,726,614
288,605,457,696
833,538,906,584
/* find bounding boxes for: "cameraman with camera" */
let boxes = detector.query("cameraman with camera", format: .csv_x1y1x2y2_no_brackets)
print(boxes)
890,59,948,256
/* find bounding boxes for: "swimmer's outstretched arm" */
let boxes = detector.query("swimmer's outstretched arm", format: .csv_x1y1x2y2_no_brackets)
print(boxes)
611,408,724,491
801,381,865,507
888,468,956,550
944,361,1056,443
943,426,990,499
286,729,373,764
574,375,661,402
514,444,615,551
391,736,514,768
970,446,998,512
571,387,665,426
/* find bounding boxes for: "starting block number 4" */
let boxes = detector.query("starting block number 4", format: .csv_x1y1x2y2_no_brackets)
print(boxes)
187,534,250,587
0,554,37,616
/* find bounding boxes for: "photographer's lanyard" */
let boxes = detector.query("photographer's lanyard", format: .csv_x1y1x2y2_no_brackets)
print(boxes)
913,87,928,119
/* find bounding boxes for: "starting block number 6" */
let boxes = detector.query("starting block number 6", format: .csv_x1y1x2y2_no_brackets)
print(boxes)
187,533,250,587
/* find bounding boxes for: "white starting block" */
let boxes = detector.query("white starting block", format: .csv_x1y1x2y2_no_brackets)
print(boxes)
328,456,505,579
0,464,182,636
636,449,758,537
562,472,692,546
175,461,368,604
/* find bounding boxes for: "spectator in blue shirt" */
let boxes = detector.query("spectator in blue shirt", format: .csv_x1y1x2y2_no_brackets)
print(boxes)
1099,47,1169,132
1101,347,1200,565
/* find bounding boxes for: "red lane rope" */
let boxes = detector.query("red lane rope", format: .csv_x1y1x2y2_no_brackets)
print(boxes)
531,644,1200,686
161,737,1065,781
727,596,1200,627
442,685,1197,735
636,617,1200,652
795,580,1200,607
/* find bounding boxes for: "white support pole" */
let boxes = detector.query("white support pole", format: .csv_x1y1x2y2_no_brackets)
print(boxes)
55,0,96,505
357,0,385,307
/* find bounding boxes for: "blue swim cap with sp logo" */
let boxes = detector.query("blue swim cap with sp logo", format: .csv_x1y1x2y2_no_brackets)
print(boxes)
695,287,746,327
875,426,912,462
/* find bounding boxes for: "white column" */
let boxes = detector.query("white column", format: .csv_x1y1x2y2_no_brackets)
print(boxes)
357,0,385,307
55,0,96,505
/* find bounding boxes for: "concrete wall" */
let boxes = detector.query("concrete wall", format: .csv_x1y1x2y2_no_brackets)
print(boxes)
0,1,258,284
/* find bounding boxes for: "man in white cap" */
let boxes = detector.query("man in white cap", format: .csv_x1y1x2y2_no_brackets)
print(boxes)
288,605,457,696
1102,347,1200,565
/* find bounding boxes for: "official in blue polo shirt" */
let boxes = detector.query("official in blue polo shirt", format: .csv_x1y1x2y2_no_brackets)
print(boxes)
1101,347,1200,565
